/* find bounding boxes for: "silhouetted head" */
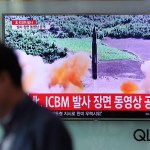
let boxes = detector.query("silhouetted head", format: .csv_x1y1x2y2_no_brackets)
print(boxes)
0,44,23,117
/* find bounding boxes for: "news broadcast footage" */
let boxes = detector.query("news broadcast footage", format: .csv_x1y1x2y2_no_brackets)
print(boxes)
3,14,150,119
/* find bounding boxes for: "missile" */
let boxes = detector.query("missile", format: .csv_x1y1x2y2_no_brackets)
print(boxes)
92,27,97,79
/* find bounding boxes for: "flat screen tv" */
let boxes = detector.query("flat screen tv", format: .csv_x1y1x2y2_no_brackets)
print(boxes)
3,14,150,120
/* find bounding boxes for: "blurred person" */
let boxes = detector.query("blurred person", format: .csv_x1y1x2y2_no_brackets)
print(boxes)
0,44,72,150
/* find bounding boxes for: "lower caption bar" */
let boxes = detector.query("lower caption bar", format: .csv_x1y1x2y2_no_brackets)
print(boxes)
52,111,150,119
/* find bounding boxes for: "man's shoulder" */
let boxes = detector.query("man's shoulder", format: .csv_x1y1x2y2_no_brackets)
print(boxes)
23,94,61,125
23,95,69,138
12,95,72,150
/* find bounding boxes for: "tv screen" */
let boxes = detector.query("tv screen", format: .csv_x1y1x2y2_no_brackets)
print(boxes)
3,14,150,120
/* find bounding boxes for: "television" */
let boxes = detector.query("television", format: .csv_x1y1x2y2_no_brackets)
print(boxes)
3,14,150,120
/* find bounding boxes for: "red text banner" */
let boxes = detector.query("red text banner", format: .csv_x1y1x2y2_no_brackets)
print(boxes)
12,20,36,25
29,94,150,111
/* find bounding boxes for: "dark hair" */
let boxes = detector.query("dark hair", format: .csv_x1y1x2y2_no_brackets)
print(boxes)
0,44,22,88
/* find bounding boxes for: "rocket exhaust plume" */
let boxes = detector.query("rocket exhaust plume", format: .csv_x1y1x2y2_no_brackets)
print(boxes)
49,52,90,92
92,27,97,80
15,50,90,93
121,81,139,94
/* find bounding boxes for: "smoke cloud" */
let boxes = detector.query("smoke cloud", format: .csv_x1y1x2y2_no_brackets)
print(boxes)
15,50,90,93
141,60,150,93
